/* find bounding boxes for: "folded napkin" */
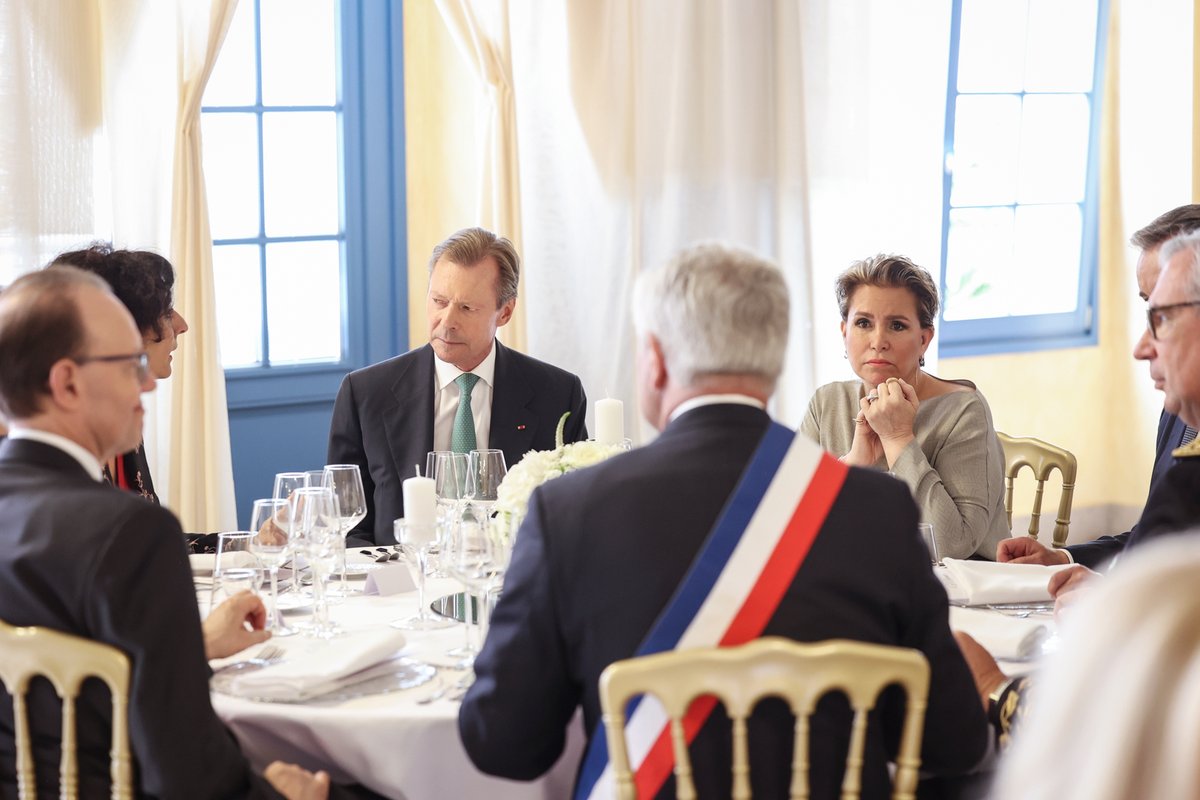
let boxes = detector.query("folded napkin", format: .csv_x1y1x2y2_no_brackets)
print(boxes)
228,629,406,701
190,553,216,575
191,551,258,576
950,606,1051,661
938,558,1072,606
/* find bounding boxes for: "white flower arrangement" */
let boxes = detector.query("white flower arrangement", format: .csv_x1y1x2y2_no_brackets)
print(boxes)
492,414,627,542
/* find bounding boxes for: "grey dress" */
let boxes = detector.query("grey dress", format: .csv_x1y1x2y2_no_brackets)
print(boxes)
800,379,1008,560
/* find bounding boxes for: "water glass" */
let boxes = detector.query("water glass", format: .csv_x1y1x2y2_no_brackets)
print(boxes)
391,518,455,631
273,471,309,502
466,449,507,513
323,464,368,595
211,531,259,615
290,486,342,638
918,522,940,566
250,498,296,636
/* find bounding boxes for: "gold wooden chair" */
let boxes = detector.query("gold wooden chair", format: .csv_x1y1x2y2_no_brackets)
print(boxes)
598,637,930,800
997,432,1078,548
0,619,133,800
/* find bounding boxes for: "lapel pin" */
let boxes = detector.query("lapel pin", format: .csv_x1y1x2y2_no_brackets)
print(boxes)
517,424,526,431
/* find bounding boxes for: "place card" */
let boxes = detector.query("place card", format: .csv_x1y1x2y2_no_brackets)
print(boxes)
363,564,416,596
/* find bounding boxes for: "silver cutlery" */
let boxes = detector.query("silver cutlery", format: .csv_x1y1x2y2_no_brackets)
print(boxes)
214,643,286,674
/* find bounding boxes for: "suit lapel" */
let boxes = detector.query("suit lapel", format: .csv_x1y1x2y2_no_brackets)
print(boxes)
384,346,436,475
489,341,538,461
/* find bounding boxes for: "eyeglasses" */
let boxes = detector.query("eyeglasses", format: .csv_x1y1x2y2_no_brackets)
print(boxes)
1146,300,1200,340
74,352,151,382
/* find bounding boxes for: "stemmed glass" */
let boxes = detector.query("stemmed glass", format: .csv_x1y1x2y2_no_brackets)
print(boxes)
289,486,342,638
250,498,296,637
444,514,497,668
273,471,309,502
322,464,367,595
426,451,469,518
391,518,454,630
466,449,507,517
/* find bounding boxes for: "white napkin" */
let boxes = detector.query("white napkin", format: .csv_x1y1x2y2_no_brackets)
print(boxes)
227,629,406,701
190,553,216,575
950,606,1051,661
938,558,1072,605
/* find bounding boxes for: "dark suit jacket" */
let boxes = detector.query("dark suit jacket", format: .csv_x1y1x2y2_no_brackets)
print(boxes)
1068,411,1191,568
1126,453,1200,551
458,404,988,798
0,438,278,799
328,341,588,544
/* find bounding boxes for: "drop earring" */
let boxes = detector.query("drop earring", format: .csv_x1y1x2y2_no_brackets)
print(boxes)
919,356,926,367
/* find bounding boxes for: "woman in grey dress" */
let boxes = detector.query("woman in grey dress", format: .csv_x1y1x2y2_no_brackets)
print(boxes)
800,254,1008,560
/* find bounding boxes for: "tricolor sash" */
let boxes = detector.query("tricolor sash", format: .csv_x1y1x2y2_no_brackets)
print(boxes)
575,422,848,800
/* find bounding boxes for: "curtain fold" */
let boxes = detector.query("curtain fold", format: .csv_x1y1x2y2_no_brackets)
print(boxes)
163,0,239,531
433,0,527,352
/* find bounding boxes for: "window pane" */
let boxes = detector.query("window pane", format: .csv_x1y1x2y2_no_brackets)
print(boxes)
202,113,261,240
957,0,1027,93
950,95,1021,207
1024,0,1099,92
944,207,1014,321
265,240,342,364
213,244,264,368
1018,94,1090,204
203,0,257,107
262,111,340,237
1013,204,1082,315
260,0,337,106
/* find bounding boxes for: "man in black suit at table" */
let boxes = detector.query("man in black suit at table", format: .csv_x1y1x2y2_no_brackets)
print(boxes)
997,204,1200,570
328,227,588,544
459,243,988,798
0,267,327,799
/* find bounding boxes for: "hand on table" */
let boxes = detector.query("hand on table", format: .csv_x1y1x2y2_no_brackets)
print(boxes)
203,590,270,660
996,536,1070,565
265,762,330,800
1048,564,1099,618
952,631,1008,711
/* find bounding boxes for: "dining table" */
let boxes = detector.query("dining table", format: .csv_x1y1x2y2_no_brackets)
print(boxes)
206,570,585,800
205,559,1053,799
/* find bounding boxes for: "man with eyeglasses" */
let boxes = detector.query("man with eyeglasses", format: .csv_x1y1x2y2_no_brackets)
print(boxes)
0,267,332,798
996,205,1200,573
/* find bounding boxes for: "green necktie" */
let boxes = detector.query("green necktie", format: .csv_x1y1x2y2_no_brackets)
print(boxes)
451,373,481,453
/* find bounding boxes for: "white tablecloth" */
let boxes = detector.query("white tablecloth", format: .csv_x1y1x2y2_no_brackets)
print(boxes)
209,576,584,800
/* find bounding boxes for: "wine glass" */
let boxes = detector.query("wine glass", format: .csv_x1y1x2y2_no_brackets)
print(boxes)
273,471,309,502
211,531,258,616
390,518,455,630
250,498,296,637
323,464,367,594
444,514,497,668
426,451,468,515
466,449,507,516
289,486,342,638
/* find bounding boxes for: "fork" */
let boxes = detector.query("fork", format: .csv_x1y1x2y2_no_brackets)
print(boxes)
214,644,286,673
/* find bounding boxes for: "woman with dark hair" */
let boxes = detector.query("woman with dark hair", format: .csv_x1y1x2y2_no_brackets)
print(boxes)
47,244,211,550
800,253,1008,560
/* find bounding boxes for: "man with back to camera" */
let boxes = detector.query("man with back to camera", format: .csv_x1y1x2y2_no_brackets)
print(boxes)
328,227,588,544
458,242,987,798
996,204,1200,573
0,267,329,798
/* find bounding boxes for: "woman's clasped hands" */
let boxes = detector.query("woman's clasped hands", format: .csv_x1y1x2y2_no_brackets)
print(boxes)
845,377,920,467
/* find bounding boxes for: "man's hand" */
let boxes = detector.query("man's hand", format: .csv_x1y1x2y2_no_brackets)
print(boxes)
264,762,330,800
1048,564,1098,617
996,536,1070,565
203,591,269,660
952,631,1008,711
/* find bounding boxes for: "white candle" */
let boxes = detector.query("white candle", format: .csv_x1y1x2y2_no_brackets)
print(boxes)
402,475,436,527
595,397,624,445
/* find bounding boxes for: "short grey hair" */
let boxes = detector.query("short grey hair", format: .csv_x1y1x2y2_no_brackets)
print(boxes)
632,243,789,387
1158,230,1200,299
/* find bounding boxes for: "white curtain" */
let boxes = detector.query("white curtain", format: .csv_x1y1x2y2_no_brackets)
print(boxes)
0,0,238,531
434,0,528,352
508,0,814,438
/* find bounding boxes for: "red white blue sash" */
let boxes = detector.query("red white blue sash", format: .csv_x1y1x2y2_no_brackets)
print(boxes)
574,422,848,800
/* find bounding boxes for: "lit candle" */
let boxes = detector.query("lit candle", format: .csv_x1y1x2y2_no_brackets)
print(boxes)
402,475,436,527
595,397,624,445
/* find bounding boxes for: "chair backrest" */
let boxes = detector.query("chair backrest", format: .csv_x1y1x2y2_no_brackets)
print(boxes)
997,432,1078,548
598,637,930,800
0,619,133,800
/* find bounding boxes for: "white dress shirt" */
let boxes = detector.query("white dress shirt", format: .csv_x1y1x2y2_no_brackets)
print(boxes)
432,342,498,453
668,393,766,423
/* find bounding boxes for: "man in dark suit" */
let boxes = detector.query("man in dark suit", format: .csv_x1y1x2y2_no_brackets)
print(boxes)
328,227,587,544
998,204,1200,570
459,243,988,797
0,267,328,799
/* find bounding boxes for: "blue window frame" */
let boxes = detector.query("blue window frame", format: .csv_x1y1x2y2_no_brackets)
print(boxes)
940,0,1110,357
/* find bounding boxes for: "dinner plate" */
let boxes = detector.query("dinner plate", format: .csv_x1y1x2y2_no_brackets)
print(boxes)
211,656,435,703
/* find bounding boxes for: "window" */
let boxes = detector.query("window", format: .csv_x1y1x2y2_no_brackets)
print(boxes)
940,0,1109,356
202,0,345,370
